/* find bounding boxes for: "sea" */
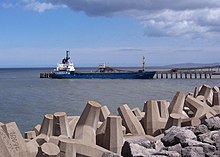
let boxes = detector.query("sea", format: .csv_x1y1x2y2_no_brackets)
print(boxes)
0,67,220,134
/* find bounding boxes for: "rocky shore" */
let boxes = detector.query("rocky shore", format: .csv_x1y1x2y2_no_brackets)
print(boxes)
1,84,220,157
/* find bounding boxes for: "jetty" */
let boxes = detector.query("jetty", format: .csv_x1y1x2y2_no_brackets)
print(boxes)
155,65,220,79
40,72,51,78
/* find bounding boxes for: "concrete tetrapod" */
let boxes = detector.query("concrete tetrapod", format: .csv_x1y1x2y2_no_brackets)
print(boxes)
212,92,220,114
32,124,41,136
68,116,79,137
213,86,220,93
2,122,28,157
118,104,145,135
165,113,182,130
58,138,114,157
102,116,123,154
168,91,185,115
24,131,36,140
143,100,163,136
73,101,101,145
39,114,54,136
197,84,213,106
37,142,60,157
157,100,169,120
0,125,19,157
53,112,71,137
185,95,217,118
99,106,110,122
25,114,53,156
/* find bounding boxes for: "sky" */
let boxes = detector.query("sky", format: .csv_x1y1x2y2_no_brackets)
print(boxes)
1,0,220,68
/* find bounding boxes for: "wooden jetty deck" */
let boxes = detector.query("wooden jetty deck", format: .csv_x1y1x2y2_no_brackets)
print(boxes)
155,65,220,79
40,72,51,78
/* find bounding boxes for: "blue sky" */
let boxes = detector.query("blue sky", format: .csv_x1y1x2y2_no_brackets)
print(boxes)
1,0,220,68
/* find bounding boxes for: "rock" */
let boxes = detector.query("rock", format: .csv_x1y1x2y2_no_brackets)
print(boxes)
181,139,216,156
197,133,215,145
161,126,197,147
101,152,121,157
167,143,182,155
121,139,156,157
124,138,155,149
214,151,220,157
153,150,180,157
154,140,164,151
181,146,205,157
203,116,220,130
122,142,157,157
212,131,220,151
193,124,209,135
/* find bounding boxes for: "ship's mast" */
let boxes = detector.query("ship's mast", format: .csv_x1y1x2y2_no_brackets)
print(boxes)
66,50,70,61
142,56,145,71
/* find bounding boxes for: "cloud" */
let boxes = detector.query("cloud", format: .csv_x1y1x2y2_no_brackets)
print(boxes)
20,0,220,38
46,0,220,39
1,3,13,9
21,0,65,13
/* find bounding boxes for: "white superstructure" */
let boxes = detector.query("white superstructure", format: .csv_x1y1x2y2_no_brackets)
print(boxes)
56,51,75,72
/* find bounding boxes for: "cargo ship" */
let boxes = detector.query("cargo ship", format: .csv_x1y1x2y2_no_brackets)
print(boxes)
49,51,156,79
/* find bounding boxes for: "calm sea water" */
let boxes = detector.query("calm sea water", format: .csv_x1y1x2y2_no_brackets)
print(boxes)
0,68,220,134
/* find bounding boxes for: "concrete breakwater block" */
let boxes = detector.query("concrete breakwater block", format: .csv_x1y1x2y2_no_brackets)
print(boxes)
37,142,60,157
3,84,220,156
24,131,36,140
99,106,110,122
0,124,19,157
39,114,54,136
58,138,116,157
168,91,186,115
185,95,217,118
118,104,145,135
142,100,164,136
53,112,71,137
73,101,101,144
68,116,80,138
157,100,169,120
197,84,213,105
2,122,28,157
102,116,123,154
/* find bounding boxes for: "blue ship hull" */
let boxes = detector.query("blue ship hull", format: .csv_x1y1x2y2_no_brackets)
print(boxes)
50,71,156,79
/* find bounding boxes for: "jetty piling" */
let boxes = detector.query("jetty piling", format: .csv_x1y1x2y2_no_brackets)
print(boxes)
156,65,220,79
40,72,51,78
